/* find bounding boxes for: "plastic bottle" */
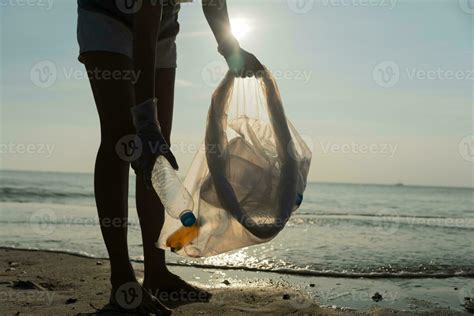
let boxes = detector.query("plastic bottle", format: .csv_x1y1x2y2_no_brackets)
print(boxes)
151,156,197,227
165,224,199,252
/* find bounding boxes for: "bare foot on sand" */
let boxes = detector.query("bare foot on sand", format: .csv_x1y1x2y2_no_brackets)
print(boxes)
144,271,212,309
109,279,171,315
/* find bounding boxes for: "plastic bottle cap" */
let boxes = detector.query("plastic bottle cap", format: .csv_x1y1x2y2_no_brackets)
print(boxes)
180,211,196,227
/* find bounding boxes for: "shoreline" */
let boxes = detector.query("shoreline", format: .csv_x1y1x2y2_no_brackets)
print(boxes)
0,248,470,315
3,246,472,279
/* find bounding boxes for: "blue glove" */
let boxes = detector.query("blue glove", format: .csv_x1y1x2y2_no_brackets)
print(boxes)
131,98,178,189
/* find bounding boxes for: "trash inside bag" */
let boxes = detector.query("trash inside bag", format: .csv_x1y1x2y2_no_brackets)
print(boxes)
156,68,312,257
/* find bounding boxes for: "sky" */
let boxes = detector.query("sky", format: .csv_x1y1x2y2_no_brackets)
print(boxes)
0,0,473,188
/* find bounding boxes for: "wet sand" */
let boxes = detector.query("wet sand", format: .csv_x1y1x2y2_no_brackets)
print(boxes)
0,249,467,315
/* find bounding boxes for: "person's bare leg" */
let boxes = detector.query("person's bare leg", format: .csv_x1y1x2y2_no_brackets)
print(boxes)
137,68,175,283
84,52,170,314
87,53,136,288
137,68,211,307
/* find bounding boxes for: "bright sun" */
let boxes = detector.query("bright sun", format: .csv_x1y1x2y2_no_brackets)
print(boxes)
231,18,251,41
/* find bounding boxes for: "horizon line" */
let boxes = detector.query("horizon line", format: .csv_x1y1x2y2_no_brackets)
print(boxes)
1,168,472,190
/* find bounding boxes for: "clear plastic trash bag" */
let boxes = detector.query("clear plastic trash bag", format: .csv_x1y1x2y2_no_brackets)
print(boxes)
156,68,312,257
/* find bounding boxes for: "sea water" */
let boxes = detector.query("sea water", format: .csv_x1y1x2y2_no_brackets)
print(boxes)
0,169,473,278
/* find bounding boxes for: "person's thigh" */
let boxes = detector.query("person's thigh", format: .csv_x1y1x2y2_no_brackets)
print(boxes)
82,52,136,147
154,68,176,145
154,4,179,145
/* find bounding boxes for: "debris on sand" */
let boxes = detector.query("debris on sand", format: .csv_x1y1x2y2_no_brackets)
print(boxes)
371,292,383,302
65,298,77,305
11,280,46,291
282,294,290,300
222,280,231,286
464,297,474,313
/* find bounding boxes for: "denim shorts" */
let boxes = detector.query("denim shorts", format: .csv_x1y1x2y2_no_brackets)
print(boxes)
77,4,180,68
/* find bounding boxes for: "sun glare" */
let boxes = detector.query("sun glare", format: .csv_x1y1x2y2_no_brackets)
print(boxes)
231,18,251,40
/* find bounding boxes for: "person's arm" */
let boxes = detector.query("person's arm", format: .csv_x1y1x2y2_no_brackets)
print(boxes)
202,0,264,77
133,2,162,105
202,0,234,50
131,3,178,188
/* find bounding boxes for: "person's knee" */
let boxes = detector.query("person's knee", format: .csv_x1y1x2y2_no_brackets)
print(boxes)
99,126,135,158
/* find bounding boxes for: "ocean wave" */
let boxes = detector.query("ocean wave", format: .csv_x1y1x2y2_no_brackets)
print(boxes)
296,212,465,219
0,186,94,203
2,209,473,231
166,263,474,279
2,246,473,279
287,214,474,230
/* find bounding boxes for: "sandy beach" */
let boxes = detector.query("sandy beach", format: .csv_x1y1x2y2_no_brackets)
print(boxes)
0,249,468,315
